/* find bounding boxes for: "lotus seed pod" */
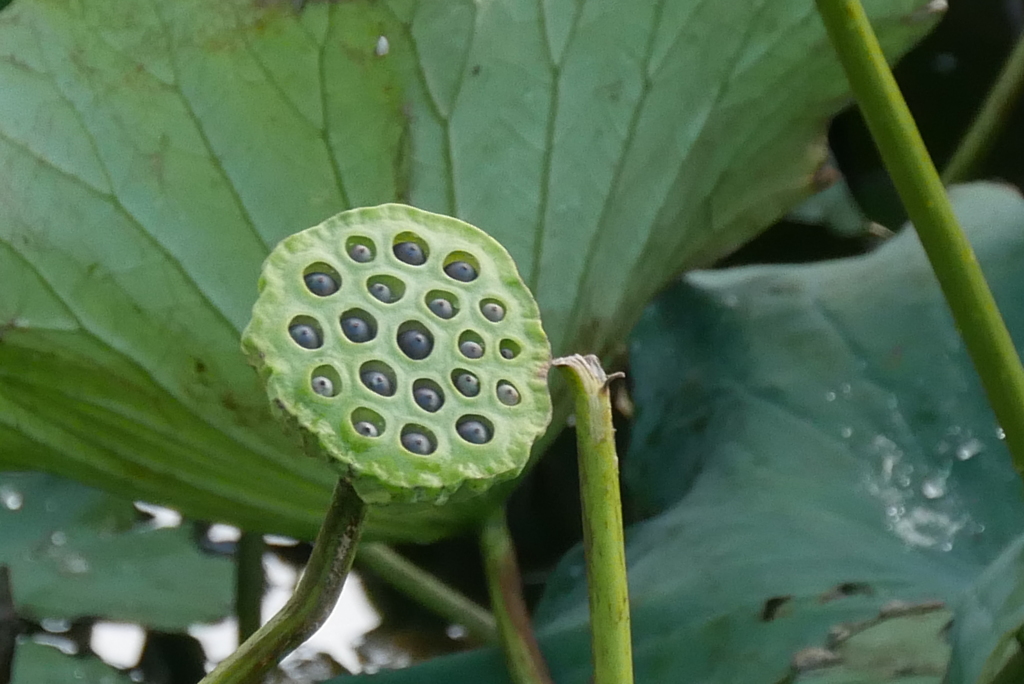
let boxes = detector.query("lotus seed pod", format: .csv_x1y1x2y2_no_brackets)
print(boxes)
241,204,553,505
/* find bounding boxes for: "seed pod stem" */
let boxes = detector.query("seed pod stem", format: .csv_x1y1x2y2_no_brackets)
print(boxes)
199,478,366,684
552,354,633,684
480,506,554,684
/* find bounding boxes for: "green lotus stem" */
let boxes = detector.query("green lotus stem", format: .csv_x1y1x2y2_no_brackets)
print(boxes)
943,30,1024,184
357,542,498,644
553,355,633,684
479,507,554,684
814,0,1024,477
200,478,365,684
235,531,265,642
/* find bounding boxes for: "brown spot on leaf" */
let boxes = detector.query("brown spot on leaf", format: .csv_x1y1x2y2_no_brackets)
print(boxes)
819,581,873,603
761,595,792,621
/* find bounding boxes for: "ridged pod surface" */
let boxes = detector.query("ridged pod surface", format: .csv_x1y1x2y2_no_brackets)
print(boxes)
242,204,552,505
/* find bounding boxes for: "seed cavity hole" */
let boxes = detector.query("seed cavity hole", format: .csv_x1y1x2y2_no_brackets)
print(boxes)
426,291,459,320
458,331,485,359
452,369,480,397
311,365,341,397
288,316,323,350
351,408,385,438
397,321,434,360
367,275,405,304
360,361,396,397
401,425,437,455
340,309,377,343
480,299,505,322
496,381,520,406
302,263,341,297
443,251,480,282
457,415,494,444
393,232,429,266
413,379,445,413
346,237,376,263
499,339,521,360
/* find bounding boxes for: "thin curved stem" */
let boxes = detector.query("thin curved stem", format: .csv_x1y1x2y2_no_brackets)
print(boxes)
943,29,1024,184
200,478,366,684
480,507,553,684
356,542,498,644
814,0,1024,478
235,532,265,642
553,354,633,684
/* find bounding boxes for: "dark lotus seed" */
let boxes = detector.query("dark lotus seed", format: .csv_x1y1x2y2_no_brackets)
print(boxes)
481,302,504,322
428,298,454,319
354,421,379,437
394,242,426,265
497,382,520,406
361,370,392,396
304,272,339,296
454,373,480,397
457,419,491,444
402,431,433,454
341,316,373,343
349,244,373,262
460,340,484,359
369,282,393,303
444,261,477,282
398,330,433,360
311,376,335,397
414,386,443,412
501,347,514,359
289,324,321,349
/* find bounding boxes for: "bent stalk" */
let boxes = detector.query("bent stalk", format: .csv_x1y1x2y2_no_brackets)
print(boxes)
200,478,366,684
480,507,553,684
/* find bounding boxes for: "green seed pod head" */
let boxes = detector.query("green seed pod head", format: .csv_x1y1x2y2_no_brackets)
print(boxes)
241,204,552,505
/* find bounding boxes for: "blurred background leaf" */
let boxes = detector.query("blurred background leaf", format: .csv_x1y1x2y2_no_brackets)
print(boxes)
0,0,937,541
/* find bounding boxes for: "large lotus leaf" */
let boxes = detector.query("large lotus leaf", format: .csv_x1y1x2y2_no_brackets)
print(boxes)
0,471,232,629
0,0,938,541
333,183,1024,683
946,533,1024,683
13,641,132,684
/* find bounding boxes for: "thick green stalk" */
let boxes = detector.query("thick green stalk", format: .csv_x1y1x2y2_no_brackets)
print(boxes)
479,507,553,684
356,542,498,644
200,478,365,684
943,30,1024,184
235,532,265,642
552,355,633,684
814,0,1024,477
